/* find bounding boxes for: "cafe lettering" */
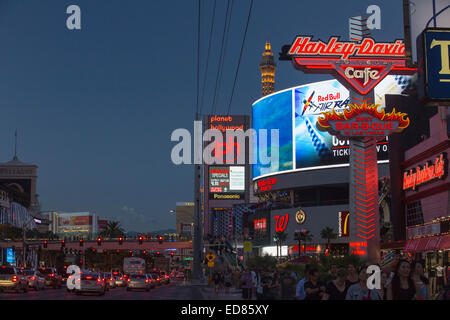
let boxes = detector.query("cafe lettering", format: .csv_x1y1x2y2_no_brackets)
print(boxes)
403,153,447,191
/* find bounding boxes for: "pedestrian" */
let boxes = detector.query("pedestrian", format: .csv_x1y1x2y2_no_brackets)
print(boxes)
224,270,232,294
260,271,273,300
213,271,221,294
346,266,381,300
346,263,359,287
322,268,348,300
377,270,389,300
280,266,297,300
386,259,417,300
240,268,253,300
270,270,281,300
324,263,338,285
411,260,429,300
295,264,310,300
304,268,325,300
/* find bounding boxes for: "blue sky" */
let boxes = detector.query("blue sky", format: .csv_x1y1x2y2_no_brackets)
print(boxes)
0,0,404,232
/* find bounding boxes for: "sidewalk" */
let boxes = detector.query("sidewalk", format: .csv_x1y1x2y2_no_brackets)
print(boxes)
200,286,257,300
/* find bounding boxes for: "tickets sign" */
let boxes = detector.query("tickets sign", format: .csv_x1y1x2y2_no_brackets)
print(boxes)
316,102,410,137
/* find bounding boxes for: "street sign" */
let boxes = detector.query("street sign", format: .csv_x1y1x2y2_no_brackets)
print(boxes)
244,241,252,252
418,28,450,105
207,261,214,268
206,252,216,261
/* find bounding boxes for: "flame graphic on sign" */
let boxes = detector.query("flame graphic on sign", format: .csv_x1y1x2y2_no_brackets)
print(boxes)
316,102,410,132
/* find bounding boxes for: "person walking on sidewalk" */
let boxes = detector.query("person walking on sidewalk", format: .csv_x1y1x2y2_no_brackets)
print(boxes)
224,271,232,294
240,268,253,300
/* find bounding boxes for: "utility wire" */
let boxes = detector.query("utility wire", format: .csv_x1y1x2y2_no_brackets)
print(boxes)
199,0,217,115
210,0,231,115
227,0,254,115
213,0,234,115
195,0,201,117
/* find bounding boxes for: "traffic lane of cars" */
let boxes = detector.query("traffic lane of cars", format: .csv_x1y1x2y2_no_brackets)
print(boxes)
0,277,180,300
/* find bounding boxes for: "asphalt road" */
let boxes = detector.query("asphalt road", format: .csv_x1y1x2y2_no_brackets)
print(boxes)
0,279,208,300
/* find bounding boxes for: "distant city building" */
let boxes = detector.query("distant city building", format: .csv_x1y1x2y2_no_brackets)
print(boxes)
176,202,194,239
259,41,276,97
43,211,108,240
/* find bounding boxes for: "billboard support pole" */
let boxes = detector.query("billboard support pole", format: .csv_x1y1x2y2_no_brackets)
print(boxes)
193,112,203,283
348,91,380,263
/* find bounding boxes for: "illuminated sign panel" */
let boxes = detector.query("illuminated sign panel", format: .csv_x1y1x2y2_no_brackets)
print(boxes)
252,77,410,179
281,36,413,95
317,102,410,138
295,210,306,224
254,218,267,230
339,211,350,237
349,241,367,256
274,213,289,232
418,28,450,105
209,166,245,193
403,153,447,191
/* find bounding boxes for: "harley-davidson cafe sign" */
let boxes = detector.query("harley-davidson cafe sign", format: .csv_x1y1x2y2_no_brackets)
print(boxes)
403,153,447,191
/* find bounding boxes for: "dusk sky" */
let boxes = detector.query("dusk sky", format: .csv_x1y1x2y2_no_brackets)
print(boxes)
0,0,404,232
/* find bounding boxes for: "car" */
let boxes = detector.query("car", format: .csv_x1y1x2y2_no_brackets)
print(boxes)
21,269,45,291
145,274,155,289
99,272,110,291
176,271,185,279
159,271,170,284
0,266,28,293
126,274,151,291
38,267,62,288
104,272,116,289
150,273,161,286
115,273,126,287
75,272,105,296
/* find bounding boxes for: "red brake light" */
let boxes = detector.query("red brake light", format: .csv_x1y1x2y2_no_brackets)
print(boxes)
86,276,92,280
145,279,149,283
127,278,131,282
12,275,18,282
30,276,36,280
50,274,54,277
97,278,102,285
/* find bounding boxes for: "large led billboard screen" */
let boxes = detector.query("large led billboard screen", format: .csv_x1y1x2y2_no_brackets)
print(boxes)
252,75,411,180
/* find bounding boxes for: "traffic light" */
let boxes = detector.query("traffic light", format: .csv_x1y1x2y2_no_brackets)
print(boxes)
129,250,132,255
158,235,163,244
170,252,174,257
97,237,102,246
103,249,107,254
43,240,48,248
61,239,65,248
79,238,84,247
116,249,120,254
138,236,143,245
156,251,160,256
118,236,123,245
143,250,147,254
92,248,96,253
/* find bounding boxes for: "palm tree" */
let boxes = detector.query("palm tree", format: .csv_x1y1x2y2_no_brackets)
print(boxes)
274,231,287,259
101,221,125,239
320,227,337,254
294,230,313,257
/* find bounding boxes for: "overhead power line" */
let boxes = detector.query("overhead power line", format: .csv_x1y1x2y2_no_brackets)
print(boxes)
227,0,254,115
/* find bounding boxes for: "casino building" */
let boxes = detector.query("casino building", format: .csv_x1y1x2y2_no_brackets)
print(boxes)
246,43,411,256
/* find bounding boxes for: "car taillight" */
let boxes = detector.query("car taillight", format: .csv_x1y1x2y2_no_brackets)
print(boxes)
127,278,131,282
120,277,123,280
145,279,149,283
86,276,92,280
50,274,54,277
30,276,36,280
12,275,18,282
97,278,102,285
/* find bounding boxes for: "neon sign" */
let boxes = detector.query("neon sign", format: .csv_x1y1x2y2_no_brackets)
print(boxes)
254,218,267,230
281,36,415,95
256,178,277,192
295,210,306,224
316,102,410,137
274,213,289,232
403,153,447,191
349,241,367,256
339,211,350,237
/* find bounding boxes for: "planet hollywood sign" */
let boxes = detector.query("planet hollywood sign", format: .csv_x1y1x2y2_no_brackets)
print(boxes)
403,153,447,191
